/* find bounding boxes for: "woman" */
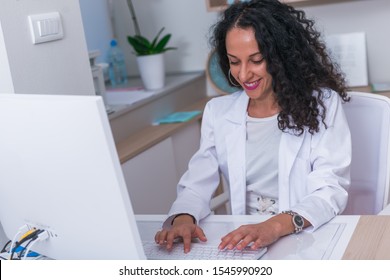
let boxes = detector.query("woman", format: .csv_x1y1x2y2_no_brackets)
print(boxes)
155,0,351,253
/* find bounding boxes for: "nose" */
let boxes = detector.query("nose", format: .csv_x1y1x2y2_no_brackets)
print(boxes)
238,63,251,82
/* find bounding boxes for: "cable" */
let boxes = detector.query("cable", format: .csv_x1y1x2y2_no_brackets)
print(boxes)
9,225,28,260
17,238,35,260
9,228,42,260
22,230,49,260
1,240,11,253
16,229,44,246
6,226,48,260
21,238,39,260
20,229,38,241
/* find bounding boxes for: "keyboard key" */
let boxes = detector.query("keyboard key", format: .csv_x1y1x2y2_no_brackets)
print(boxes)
143,241,267,260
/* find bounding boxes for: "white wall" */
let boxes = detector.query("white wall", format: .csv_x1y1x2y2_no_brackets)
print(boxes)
79,0,113,64
2,0,387,95
109,0,389,86
303,0,390,84
0,0,94,95
112,0,219,77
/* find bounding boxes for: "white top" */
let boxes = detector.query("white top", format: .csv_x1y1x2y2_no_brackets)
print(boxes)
246,114,281,215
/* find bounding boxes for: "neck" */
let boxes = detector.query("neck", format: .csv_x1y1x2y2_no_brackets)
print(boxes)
247,97,280,118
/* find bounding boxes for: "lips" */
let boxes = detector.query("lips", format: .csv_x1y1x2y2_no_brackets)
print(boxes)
243,79,260,91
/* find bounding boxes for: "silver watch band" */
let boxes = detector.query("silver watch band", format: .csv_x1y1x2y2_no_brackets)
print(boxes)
282,210,304,234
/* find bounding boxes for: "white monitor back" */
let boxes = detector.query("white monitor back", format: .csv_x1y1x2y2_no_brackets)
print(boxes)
0,94,145,259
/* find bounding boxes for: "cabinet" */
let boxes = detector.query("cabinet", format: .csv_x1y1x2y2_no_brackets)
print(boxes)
121,138,178,214
110,73,207,214
121,121,201,214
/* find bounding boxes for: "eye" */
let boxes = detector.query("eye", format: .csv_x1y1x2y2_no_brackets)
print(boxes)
252,57,265,65
229,60,239,66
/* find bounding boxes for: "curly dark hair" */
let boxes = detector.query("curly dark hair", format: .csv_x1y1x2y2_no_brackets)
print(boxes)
210,0,349,135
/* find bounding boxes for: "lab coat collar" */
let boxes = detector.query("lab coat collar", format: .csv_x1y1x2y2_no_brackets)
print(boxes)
224,91,249,125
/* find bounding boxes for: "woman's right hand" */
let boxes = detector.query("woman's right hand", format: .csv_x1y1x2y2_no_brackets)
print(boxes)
154,214,207,253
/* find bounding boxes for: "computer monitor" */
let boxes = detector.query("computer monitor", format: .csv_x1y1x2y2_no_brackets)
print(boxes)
0,93,146,260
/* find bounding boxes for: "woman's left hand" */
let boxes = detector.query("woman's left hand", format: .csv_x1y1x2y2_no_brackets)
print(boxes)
218,215,294,250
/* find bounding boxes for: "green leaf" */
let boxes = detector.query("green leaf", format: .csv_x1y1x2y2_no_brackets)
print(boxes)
154,34,171,53
162,47,177,52
127,27,176,56
127,36,149,55
134,35,151,47
151,27,165,49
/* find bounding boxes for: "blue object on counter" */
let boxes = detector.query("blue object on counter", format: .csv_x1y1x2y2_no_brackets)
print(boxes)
153,111,202,125
107,39,128,87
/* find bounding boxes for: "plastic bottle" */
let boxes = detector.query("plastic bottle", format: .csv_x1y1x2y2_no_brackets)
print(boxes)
107,39,128,87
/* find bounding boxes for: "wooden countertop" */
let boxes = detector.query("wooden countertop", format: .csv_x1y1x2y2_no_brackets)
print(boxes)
342,215,390,259
116,97,212,164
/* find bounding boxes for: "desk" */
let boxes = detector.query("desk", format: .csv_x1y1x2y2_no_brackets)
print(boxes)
137,214,390,260
136,214,360,260
342,215,390,259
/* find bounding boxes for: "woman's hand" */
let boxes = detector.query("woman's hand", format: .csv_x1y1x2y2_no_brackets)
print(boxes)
154,214,207,253
218,214,303,250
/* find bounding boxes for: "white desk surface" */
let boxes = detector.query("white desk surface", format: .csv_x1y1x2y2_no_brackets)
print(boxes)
136,214,360,260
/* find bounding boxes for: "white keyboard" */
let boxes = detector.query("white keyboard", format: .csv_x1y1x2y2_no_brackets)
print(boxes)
143,241,267,260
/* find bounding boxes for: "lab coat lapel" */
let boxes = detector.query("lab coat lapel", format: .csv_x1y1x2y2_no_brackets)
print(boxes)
225,92,249,215
278,129,306,209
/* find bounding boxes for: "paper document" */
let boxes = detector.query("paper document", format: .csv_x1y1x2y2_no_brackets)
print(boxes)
325,32,368,87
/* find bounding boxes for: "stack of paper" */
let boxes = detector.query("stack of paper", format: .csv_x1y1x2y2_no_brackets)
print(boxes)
325,32,368,87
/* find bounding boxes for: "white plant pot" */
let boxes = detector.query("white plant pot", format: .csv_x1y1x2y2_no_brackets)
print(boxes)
136,53,165,90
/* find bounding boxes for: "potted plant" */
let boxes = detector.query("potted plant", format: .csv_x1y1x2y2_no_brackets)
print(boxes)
127,28,176,90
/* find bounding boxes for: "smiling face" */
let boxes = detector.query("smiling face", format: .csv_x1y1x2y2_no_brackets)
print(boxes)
226,27,276,108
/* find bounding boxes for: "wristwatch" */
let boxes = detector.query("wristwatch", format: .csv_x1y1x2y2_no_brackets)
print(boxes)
282,210,304,234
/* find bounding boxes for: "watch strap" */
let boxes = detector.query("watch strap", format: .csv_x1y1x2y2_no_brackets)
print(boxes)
282,210,304,234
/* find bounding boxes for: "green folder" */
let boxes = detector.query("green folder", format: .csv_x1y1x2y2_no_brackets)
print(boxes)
154,110,202,125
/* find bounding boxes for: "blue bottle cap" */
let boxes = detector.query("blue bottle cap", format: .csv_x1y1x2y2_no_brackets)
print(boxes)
110,39,118,47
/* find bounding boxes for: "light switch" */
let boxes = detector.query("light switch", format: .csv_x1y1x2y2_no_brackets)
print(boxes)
28,12,64,44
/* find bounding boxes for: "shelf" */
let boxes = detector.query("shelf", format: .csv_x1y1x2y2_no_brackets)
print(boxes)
284,0,355,7
116,97,211,163
107,72,207,144
206,0,349,12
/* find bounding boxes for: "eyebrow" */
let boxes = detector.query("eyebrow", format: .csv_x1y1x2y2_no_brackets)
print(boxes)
227,52,262,59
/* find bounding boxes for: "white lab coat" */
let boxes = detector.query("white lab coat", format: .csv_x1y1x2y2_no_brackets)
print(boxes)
167,89,351,230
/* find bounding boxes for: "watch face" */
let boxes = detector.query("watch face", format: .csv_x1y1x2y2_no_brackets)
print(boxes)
293,214,304,227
